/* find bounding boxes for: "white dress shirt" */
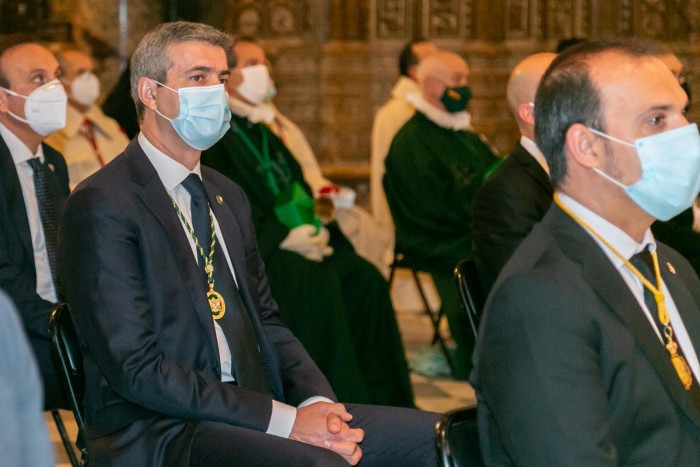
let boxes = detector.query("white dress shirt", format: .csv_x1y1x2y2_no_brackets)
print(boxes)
138,133,323,438
559,193,700,380
45,104,130,189
0,122,57,304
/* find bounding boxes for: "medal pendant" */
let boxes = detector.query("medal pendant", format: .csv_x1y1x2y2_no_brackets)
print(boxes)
208,289,226,320
671,353,693,390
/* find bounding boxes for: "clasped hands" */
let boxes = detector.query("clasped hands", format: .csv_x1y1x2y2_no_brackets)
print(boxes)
280,224,334,262
290,401,364,465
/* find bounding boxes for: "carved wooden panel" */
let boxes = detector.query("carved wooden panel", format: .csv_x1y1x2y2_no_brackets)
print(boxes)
375,0,411,39
225,0,313,38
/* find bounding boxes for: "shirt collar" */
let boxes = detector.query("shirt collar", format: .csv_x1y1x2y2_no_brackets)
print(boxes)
405,92,472,131
520,135,549,174
0,121,44,164
557,192,655,269
228,96,276,124
137,132,201,192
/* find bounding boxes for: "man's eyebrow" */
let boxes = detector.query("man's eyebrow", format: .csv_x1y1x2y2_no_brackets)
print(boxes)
645,104,674,113
219,70,230,77
185,65,214,74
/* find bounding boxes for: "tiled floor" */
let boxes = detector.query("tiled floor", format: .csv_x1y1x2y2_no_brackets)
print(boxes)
48,299,475,465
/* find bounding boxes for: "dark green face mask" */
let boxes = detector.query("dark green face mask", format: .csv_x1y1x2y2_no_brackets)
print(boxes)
440,85,472,113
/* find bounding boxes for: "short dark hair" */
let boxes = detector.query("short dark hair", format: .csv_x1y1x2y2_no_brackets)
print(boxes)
130,21,232,119
398,37,428,77
555,37,587,54
535,38,663,188
0,34,41,89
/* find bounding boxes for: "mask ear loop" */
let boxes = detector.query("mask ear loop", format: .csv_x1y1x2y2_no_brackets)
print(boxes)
151,79,177,122
587,127,636,190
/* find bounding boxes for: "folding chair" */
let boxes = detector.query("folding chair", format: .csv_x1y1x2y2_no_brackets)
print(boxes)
50,304,89,466
454,259,485,339
435,406,484,467
388,250,454,374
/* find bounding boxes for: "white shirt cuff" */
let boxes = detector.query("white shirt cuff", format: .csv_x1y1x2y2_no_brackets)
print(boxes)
266,400,296,438
298,396,334,408
265,396,335,438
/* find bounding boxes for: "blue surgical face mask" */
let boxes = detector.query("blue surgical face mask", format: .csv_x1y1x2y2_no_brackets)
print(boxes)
590,123,700,221
153,81,231,150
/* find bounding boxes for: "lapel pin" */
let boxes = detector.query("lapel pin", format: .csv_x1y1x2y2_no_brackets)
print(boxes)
216,195,224,205
48,163,55,172
667,262,676,274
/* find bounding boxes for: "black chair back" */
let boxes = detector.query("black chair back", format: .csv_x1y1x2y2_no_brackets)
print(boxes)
435,406,484,466
49,304,88,462
454,259,484,339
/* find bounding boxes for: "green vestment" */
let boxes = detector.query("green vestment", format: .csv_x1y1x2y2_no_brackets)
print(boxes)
202,114,413,407
384,111,498,378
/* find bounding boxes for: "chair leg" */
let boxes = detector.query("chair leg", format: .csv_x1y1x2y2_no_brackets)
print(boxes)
51,409,79,467
409,270,456,375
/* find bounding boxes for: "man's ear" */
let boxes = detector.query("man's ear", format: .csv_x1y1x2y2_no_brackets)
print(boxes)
517,102,535,126
137,77,158,111
0,88,8,113
566,123,603,169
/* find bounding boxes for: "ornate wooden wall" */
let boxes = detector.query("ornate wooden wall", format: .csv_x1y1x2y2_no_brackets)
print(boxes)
219,0,699,172
2,0,698,172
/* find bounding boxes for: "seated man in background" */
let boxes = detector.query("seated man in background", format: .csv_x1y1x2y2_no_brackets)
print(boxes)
473,38,700,464
59,21,438,466
225,37,390,273
371,38,437,236
472,52,556,295
0,34,69,409
46,48,130,189
383,51,498,379
201,38,414,408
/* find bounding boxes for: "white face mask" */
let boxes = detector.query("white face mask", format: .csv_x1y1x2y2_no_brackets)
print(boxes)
69,72,101,108
1,79,67,135
236,64,275,105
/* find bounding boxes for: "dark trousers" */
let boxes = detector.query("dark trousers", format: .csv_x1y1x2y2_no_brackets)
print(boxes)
189,404,440,466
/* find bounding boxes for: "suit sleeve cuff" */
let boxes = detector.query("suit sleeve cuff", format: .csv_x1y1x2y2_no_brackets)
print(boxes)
266,400,296,438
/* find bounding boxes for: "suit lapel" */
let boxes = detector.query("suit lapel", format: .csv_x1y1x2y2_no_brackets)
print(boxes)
0,135,33,258
127,144,218,353
550,207,700,427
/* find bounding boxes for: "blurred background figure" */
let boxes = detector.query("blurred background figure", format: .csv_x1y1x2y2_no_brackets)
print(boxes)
227,37,391,273
472,52,557,295
202,38,415,407
383,51,498,379
371,38,437,235
46,47,130,189
0,289,54,467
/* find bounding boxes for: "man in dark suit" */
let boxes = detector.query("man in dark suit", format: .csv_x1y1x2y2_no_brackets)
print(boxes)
472,52,555,295
473,39,700,464
58,21,437,467
0,35,70,409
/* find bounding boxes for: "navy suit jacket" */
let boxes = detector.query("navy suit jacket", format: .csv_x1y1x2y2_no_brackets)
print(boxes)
58,139,335,466
472,142,553,295
473,205,700,465
0,133,68,337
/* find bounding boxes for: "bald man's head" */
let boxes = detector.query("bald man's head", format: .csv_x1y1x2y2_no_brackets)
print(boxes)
416,51,470,111
507,52,556,138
